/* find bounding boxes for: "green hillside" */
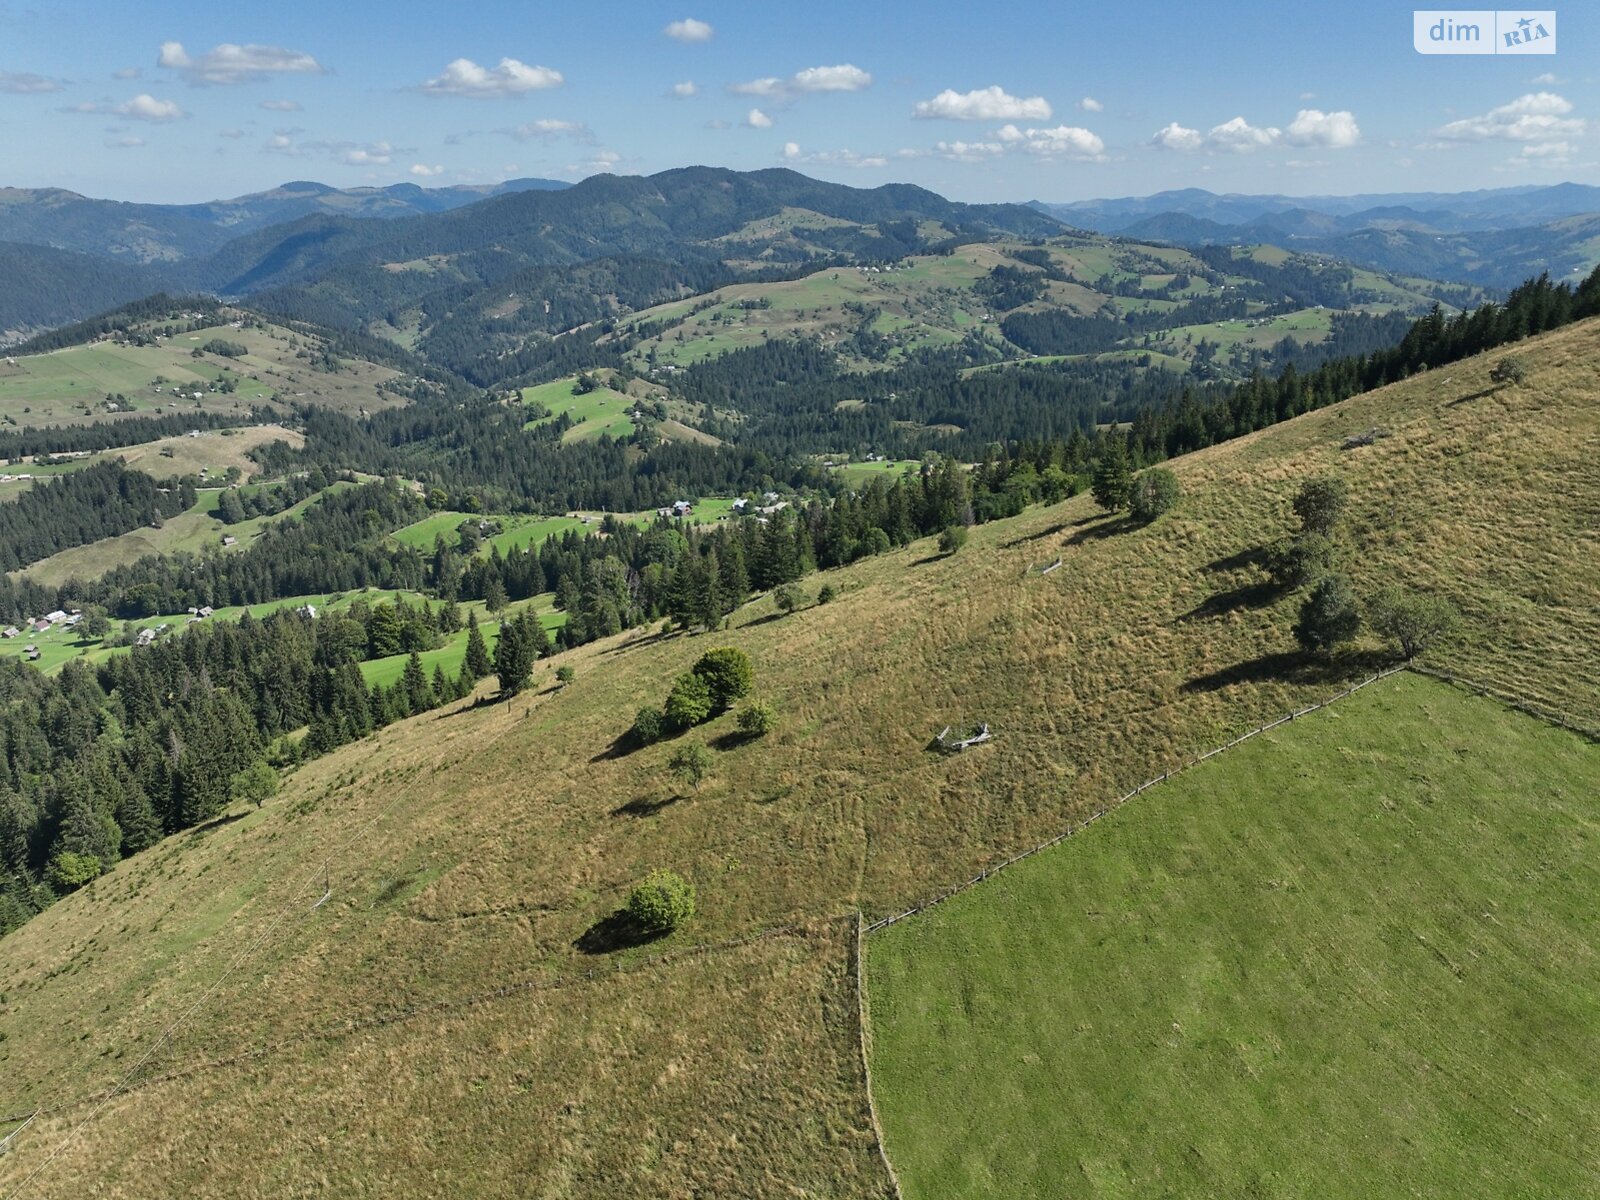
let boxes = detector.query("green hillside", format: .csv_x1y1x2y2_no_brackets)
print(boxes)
0,318,1594,1196
868,672,1600,1197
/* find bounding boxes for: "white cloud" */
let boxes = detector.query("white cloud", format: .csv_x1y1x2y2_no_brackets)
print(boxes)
1436,92,1584,142
1531,72,1561,85
729,77,784,97
913,86,1051,121
113,67,142,80
664,18,714,43
671,80,698,98
218,127,247,139
340,140,395,165
1077,96,1102,113
1508,140,1574,168
791,64,872,93
109,134,145,148
158,41,324,86
1154,116,1280,152
1015,123,1105,159
778,141,886,169
501,118,592,142
1152,121,1204,151
114,93,186,122
0,71,64,94
1285,108,1360,148
569,149,624,174
745,107,773,128
729,64,871,103
264,129,300,154
1299,91,1316,101
409,163,445,177
260,98,302,112
1206,116,1281,151
933,140,1006,162
419,57,564,98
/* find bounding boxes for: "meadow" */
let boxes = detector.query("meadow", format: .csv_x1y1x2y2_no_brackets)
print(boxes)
391,510,589,556
0,319,1595,1196
867,672,1600,1197
521,376,638,443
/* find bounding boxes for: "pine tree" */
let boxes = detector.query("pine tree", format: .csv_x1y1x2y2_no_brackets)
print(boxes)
484,575,509,614
1091,438,1133,513
402,651,434,714
464,612,491,678
494,616,535,696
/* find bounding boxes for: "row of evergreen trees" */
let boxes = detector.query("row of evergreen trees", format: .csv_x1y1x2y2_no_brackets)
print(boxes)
0,462,196,573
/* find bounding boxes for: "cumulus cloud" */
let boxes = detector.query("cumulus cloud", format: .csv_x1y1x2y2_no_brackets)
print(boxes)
729,64,871,103
419,57,564,98
158,41,324,86
1435,92,1584,142
913,85,1051,121
791,64,872,92
1015,123,1105,158
264,130,299,154
570,149,624,174
109,93,186,122
1153,116,1280,152
500,118,592,142
1151,121,1204,151
409,163,445,177
671,80,698,98
1077,96,1102,112
664,18,714,42
1531,72,1560,85
1206,116,1281,151
745,107,773,128
1286,108,1360,148
0,71,64,94
1508,140,1574,168
779,141,887,169
339,140,395,165
932,139,1006,162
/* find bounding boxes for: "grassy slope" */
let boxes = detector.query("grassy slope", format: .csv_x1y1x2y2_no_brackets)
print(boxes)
0,320,1595,1196
521,377,638,443
867,672,1600,1198
0,320,399,428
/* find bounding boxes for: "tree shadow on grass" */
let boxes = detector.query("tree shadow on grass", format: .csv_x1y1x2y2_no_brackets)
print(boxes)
909,553,947,567
1177,580,1285,622
1181,647,1395,694
187,810,250,837
708,730,759,752
1203,545,1272,574
1000,520,1071,549
611,793,678,818
1447,387,1499,408
574,909,664,955
1065,515,1136,546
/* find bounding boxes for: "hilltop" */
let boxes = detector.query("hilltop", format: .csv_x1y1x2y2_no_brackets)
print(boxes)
0,312,1594,1194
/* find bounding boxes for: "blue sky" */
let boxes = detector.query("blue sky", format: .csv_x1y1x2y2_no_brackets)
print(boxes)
0,0,1593,203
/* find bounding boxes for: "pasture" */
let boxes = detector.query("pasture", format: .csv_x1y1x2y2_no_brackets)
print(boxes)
867,672,1600,1198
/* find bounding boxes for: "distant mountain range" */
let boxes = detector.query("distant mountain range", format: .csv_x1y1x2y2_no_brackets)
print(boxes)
1031,183,1600,287
0,177,570,264
0,167,1063,342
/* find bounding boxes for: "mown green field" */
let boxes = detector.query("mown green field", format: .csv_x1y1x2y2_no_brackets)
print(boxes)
521,377,638,443
867,672,1600,1199
392,511,589,556
832,459,922,485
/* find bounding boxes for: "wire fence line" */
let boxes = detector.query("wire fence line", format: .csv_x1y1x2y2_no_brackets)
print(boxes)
864,665,1410,935
849,912,906,1200
1408,665,1600,742
0,920,818,1132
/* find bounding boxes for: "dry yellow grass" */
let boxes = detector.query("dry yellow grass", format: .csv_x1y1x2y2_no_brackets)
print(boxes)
0,319,1596,1196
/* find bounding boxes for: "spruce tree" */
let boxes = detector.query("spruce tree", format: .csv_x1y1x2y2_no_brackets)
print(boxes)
494,617,535,696
1091,438,1133,513
464,613,491,678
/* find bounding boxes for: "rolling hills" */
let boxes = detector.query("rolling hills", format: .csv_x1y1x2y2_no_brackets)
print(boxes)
0,311,1594,1196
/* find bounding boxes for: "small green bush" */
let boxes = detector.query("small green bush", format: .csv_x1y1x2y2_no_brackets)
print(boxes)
632,704,664,745
1129,468,1180,522
816,583,836,605
668,742,713,790
938,525,969,554
692,647,754,710
555,665,575,685
1293,574,1362,654
664,672,714,730
626,869,696,935
736,700,777,737
46,851,102,892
